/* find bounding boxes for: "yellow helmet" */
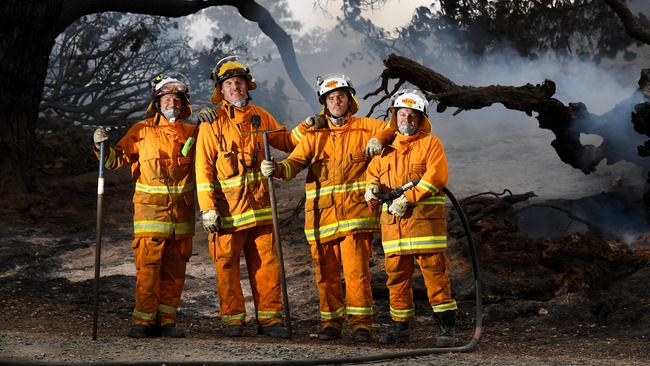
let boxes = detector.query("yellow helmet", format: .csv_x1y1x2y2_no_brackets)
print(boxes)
146,73,192,120
209,56,257,104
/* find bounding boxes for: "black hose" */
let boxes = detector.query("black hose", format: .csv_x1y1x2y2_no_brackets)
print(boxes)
3,187,481,366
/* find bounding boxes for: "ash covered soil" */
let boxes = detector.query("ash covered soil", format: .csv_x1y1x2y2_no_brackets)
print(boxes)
1,149,649,365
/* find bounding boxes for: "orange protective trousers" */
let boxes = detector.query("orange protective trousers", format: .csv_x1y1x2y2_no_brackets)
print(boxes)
132,237,192,326
310,233,373,332
385,252,453,322
209,225,283,328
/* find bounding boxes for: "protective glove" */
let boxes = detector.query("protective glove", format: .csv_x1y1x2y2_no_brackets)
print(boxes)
260,159,275,177
364,182,380,203
198,107,218,123
388,195,409,217
93,127,108,149
304,114,327,129
201,210,221,233
364,137,383,157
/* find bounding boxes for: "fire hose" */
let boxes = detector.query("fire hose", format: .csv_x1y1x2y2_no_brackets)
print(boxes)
6,183,481,366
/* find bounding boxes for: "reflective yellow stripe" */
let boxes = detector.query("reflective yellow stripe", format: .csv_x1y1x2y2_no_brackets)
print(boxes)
135,182,194,194
280,160,292,181
132,309,156,321
158,304,177,315
390,307,415,319
221,207,272,229
197,182,213,192
291,126,303,142
346,306,373,316
304,217,379,241
217,171,265,189
433,300,457,313
417,178,438,194
305,181,366,199
320,307,344,320
222,312,246,322
257,310,282,319
382,236,447,254
133,221,194,235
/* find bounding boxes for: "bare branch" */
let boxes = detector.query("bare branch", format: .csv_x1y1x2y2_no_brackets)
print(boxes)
605,0,650,44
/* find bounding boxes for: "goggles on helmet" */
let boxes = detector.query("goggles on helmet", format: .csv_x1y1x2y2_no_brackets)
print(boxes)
210,55,252,85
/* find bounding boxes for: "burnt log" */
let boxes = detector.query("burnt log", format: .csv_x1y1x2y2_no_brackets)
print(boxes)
365,54,650,176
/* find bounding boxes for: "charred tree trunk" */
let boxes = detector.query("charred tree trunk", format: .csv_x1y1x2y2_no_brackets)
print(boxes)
1,0,62,208
366,54,650,175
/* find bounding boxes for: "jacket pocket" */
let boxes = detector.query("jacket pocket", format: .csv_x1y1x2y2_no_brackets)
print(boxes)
305,191,334,212
309,158,330,184
216,151,240,179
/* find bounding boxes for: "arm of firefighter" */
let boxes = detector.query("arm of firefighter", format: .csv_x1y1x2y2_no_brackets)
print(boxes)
262,111,296,153
274,136,312,181
404,136,449,204
369,118,395,147
94,125,140,171
195,122,220,211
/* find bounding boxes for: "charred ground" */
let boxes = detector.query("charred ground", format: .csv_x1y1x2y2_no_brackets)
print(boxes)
0,131,649,364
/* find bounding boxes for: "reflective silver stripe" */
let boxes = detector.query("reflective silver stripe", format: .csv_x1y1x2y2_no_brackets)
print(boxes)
133,221,194,235
390,307,415,319
135,182,194,194
382,236,447,255
346,306,373,316
158,304,177,315
217,172,264,189
320,307,344,320
220,207,272,229
432,300,458,313
416,178,438,194
304,217,379,241
222,312,246,322
257,310,282,319
291,126,303,142
197,182,214,192
305,181,366,199
132,309,156,321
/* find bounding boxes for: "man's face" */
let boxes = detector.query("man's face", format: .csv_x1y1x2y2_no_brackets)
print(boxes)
396,108,421,135
325,89,349,118
220,76,248,103
159,94,181,120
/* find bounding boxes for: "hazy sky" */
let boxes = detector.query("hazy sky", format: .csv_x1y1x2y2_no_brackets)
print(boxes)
286,0,431,34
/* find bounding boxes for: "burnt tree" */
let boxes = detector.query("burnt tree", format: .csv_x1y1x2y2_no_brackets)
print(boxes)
365,54,650,202
0,0,316,208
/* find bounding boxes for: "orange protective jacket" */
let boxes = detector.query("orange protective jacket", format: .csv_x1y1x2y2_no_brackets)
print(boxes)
195,101,304,230
101,114,197,238
367,126,448,256
272,114,392,244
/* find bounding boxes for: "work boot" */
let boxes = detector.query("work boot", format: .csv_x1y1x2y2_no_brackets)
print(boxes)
127,325,159,338
317,326,342,340
160,324,186,338
379,321,410,344
223,325,244,337
433,311,456,348
351,328,371,343
262,324,289,339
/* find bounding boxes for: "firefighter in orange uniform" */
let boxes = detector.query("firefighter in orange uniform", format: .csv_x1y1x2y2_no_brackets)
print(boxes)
260,73,391,342
92,74,196,338
194,56,313,338
365,89,457,347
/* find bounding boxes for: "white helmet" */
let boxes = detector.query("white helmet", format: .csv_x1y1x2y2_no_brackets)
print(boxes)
389,89,428,115
316,73,356,103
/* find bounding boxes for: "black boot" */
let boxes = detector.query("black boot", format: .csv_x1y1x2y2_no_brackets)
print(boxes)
433,311,456,347
160,324,186,338
379,321,410,344
127,325,159,338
